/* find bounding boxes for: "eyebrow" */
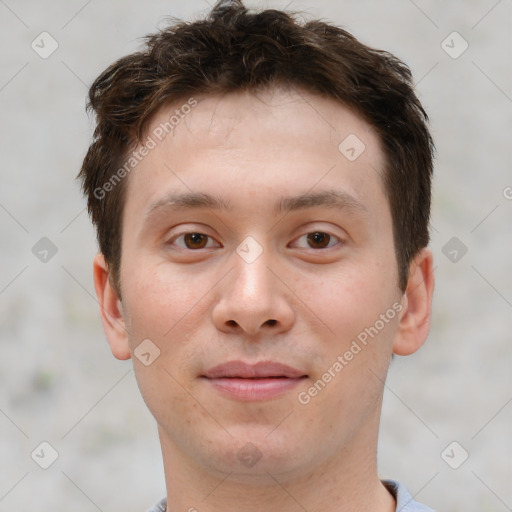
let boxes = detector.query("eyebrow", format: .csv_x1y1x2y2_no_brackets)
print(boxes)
144,189,368,222
275,190,368,216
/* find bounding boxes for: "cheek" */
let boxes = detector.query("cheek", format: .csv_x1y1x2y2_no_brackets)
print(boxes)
122,262,207,340
120,267,205,416
121,260,221,371
296,259,400,413
295,260,397,342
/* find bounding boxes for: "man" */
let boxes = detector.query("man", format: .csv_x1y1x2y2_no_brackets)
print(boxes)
79,1,435,510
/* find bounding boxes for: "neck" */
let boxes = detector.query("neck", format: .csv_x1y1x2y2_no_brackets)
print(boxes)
157,415,396,512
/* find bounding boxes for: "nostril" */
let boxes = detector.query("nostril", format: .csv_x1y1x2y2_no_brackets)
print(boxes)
266,319,277,326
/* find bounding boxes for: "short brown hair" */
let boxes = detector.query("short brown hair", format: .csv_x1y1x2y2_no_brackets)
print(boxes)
78,0,434,295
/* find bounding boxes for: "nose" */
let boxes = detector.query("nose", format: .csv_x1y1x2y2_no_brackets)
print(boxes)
212,244,295,336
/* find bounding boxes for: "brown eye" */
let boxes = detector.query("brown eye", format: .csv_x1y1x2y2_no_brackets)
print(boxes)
183,233,209,249
306,232,333,249
168,232,217,250
290,230,342,250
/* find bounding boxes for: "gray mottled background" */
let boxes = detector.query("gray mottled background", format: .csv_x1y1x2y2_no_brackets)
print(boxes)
0,1,511,511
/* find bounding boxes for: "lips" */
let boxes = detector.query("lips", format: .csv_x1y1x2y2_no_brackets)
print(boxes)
201,361,308,401
201,360,307,379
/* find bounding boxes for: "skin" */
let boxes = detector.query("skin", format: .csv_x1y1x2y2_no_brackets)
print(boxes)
93,86,434,512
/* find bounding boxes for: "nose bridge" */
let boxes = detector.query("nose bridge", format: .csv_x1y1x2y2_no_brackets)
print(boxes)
231,238,274,304
212,236,294,335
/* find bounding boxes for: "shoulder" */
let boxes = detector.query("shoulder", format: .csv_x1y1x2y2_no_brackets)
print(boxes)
382,480,436,512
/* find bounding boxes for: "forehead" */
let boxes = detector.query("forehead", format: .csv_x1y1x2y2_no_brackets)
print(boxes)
144,87,381,159
124,87,388,226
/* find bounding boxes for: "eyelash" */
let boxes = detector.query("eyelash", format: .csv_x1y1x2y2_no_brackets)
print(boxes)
167,231,343,251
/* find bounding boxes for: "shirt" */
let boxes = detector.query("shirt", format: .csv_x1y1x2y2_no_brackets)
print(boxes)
146,479,435,512
383,480,436,511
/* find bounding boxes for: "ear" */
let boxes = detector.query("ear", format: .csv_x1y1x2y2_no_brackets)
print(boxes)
92,253,131,360
393,247,435,356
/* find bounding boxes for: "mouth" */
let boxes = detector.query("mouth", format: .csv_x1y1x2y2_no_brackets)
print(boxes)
202,360,307,379
200,360,308,401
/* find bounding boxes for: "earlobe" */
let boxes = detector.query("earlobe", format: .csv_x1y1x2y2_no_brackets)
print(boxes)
92,253,131,360
393,248,435,356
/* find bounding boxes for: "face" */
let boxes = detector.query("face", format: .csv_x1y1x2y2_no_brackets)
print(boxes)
95,87,429,483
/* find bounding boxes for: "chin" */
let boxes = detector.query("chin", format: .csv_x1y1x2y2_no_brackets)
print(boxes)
196,430,312,482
